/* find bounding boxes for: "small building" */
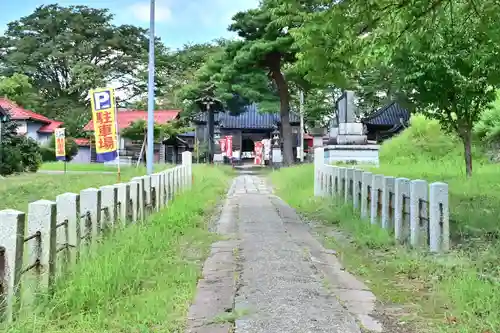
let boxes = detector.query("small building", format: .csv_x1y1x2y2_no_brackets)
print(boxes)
193,104,301,162
0,98,63,144
361,102,410,142
82,108,183,164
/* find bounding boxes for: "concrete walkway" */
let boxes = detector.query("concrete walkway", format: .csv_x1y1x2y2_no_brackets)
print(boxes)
186,174,382,333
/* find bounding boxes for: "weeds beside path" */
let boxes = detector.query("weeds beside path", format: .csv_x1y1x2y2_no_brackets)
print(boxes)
6,165,233,333
271,164,500,333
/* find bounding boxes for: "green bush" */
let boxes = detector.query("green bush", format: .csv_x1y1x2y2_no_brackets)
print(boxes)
474,92,500,142
0,117,41,176
380,114,483,164
40,146,57,162
46,134,79,161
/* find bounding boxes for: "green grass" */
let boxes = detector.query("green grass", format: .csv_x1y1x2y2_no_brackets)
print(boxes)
6,164,233,333
271,164,500,333
39,162,170,172
0,165,168,212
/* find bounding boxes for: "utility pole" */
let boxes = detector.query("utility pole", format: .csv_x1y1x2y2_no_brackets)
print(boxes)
146,0,155,175
299,89,305,162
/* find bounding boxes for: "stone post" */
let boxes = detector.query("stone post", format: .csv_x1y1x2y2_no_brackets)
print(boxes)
331,166,339,196
182,151,192,189
131,177,145,221
353,169,363,210
128,181,141,222
370,175,384,225
142,175,152,215
151,173,161,212
410,179,428,248
381,176,395,230
394,178,410,242
100,185,118,230
314,147,324,196
361,172,372,218
116,183,131,225
80,188,102,242
0,209,25,323
160,172,168,206
56,193,80,266
429,182,450,252
338,167,346,197
345,168,354,203
168,170,173,201
27,200,57,291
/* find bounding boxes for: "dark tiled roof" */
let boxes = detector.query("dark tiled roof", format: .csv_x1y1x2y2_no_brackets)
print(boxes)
362,102,410,126
194,104,299,129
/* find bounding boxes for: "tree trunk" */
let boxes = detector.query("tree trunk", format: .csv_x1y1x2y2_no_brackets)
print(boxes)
271,68,293,165
459,126,473,178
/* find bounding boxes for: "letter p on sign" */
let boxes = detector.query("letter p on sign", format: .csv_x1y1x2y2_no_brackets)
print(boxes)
93,90,112,110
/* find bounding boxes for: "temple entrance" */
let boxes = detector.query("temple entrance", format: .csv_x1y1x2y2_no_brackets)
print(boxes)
241,137,255,161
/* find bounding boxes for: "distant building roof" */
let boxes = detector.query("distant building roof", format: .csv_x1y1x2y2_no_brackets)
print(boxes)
194,104,300,129
74,138,90,146
83,109,180,131
0,97,63,133
361,102,410,126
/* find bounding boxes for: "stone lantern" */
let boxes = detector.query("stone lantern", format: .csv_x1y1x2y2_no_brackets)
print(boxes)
271,124,283,168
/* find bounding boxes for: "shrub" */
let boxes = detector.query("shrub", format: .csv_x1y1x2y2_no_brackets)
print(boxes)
0,117,41,176
380,114,483,164
46,134,79,161
474,92,500,142
40,146,57,162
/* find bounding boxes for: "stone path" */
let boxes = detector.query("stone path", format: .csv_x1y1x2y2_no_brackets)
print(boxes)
186,174,382,333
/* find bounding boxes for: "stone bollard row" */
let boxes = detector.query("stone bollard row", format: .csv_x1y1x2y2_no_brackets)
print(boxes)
0,152,193,323
313,148,449,254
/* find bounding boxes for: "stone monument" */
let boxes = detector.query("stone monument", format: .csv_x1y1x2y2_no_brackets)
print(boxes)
334,90,367,145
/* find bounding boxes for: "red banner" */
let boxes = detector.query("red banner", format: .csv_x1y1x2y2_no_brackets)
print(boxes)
225,136,233,158
220,138,227,156
254,141,263,165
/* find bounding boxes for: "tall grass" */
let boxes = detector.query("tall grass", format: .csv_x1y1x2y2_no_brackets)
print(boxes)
271,164,500,333
6,165,233,333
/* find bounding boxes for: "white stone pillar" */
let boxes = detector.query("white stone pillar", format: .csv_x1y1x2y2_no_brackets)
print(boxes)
361,172,372,218
410,179,428,248
80,188,102,242
56,193,80,266
0,209,25,322
100,185,118,229
27,200,57,291
314,147,324,197
116,183,131,225
345,168,354,203
353,169,363,210
381,176,395,230
370,175,384,225
394,178,410,242
429,182,450,252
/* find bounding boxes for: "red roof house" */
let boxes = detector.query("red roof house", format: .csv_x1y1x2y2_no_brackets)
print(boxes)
83,109,181,132
0,98,63,143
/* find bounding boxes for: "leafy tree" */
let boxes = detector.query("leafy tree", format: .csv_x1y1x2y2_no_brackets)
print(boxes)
0,4,152,136
0,116,41,175
0,74,42,111
291,0,500,176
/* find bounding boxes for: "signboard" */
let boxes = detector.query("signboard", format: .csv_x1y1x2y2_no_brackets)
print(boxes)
254,141,263,165
89,87,118,162
225,135,233,158
55,128,66,161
